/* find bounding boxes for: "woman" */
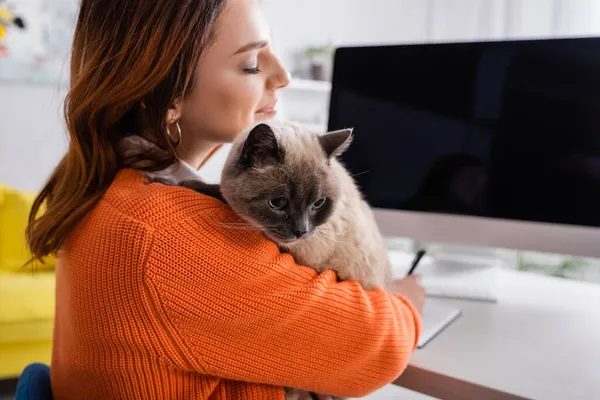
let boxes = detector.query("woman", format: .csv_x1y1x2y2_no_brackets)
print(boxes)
26,0,424,399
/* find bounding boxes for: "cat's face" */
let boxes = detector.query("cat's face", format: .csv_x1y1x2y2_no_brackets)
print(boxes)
221,122,353,245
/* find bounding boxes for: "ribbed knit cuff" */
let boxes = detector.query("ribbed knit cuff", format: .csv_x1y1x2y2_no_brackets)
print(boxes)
394,294,423,350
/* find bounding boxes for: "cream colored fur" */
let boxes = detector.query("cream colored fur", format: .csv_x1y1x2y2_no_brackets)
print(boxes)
221,121,392,291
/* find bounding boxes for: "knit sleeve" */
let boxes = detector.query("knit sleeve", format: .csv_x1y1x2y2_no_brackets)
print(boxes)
145,204,421,398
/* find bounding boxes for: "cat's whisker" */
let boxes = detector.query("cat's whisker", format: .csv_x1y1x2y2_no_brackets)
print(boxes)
312,234,333,251
218,225,263,231
319,226,342,236
315,230,336,248
217,221,283,234
271,183,288,191
217,222,264,231
351,170,370,178
321,236,343,245
318,229,348,244
328,227,350,237
217,222,257,227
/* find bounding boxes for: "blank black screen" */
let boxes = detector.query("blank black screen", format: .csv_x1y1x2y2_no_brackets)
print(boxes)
328,38,600,228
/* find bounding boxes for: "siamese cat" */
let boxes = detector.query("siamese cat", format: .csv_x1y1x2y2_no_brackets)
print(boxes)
180,121,392,291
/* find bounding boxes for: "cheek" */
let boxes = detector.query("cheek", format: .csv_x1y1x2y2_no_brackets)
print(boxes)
231,79,263,125
184,72,263,141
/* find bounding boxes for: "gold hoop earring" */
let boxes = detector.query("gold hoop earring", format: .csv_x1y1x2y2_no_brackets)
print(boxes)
166,120,182,146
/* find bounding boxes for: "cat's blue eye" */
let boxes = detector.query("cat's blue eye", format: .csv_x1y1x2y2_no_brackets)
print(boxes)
268,197,288,210
313,197,327,210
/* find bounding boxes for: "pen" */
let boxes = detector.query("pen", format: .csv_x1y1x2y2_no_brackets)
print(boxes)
407,249,426,276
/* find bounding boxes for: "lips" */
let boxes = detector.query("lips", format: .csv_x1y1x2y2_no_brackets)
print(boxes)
256,100,278,115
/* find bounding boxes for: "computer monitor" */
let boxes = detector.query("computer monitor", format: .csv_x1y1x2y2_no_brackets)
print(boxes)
328,37,600,258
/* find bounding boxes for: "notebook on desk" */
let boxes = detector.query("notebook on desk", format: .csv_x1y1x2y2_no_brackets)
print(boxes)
388,251,501,302
417,300,461,349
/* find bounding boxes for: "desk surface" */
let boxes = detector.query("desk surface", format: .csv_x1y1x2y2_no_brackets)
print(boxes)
400,269,600,400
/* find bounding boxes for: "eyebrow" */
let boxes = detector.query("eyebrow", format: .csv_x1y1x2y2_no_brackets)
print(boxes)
233,40,268,55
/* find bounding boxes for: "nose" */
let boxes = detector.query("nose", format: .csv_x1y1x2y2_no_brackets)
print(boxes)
292,228,308,239
267,53,291,90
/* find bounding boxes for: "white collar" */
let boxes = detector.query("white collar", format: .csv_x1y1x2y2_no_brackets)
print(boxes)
145,158,204,182
118,135,204,182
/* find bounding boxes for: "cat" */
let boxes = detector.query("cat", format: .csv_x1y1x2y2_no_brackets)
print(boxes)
176,121,393,400
179,121,393,291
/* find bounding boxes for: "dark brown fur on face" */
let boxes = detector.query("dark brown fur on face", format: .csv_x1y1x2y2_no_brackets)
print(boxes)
219,122,352,244
176,123,352,245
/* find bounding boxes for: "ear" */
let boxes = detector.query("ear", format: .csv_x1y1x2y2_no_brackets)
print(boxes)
319,128,353,158
165,98,183,125
239,123,284,168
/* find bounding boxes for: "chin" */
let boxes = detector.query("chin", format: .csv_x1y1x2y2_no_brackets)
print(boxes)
264,232,297,246
265,232,315,247
254,112,277,124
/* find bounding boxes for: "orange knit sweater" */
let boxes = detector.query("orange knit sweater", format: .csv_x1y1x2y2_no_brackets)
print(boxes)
51,169,421,400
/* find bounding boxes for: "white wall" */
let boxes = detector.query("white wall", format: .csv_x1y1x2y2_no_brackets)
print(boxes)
0,84,67,191
266,0,600,74
3,0,600,190
263,0,431,77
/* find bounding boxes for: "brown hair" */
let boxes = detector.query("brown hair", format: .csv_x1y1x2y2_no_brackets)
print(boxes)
26,0,229,261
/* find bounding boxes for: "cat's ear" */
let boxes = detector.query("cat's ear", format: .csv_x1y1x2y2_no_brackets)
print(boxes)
239,123,284,168
319,128,353,158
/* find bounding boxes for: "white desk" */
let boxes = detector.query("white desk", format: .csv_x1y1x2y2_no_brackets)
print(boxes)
393,269,600,400
351,384,436,399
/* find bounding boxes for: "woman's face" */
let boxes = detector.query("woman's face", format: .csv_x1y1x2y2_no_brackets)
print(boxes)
170,0,289,147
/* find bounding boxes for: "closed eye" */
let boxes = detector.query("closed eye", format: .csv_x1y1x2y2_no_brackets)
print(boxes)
244,66,261,74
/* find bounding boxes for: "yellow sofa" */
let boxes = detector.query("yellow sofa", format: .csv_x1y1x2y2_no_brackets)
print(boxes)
0,185,55,379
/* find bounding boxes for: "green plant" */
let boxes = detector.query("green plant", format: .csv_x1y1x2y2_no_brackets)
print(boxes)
552,258,587,278
517,252,587,279
305,45,334,60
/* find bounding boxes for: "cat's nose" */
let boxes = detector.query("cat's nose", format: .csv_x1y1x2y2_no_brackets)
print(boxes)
293,228,308,238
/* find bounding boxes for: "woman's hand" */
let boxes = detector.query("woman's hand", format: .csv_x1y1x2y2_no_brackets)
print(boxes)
392,275,425,313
